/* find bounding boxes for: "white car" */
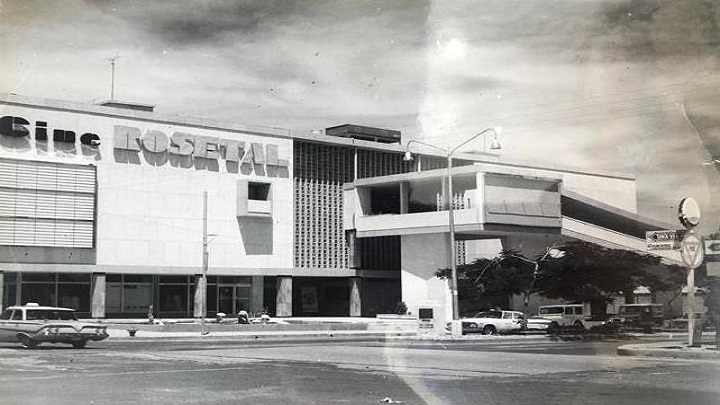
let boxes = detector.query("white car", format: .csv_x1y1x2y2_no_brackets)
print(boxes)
0,303,108,349
455,310,525,335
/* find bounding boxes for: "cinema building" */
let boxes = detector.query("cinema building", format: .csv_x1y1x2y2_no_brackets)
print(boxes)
0,94,679,322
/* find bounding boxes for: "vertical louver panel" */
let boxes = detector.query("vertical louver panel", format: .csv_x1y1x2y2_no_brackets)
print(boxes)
34,219,56,246
0,217,14,244
0,189,16,216
73,221,94,247
0,160,18,189
0,157,96,248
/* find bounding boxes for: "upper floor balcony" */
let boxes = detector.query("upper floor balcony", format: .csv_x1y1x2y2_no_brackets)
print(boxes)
344,165,563,238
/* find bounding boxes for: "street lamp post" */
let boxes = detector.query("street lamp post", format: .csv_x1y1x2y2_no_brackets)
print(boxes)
403,127,502,334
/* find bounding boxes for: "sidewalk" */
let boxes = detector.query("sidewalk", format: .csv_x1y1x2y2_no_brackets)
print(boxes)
617,332,720,361
102,316,418,341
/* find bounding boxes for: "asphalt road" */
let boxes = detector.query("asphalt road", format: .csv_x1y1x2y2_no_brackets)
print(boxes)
0,337,718,405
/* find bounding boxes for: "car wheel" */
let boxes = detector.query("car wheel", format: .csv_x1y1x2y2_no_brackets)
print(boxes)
481,325,496,335
18,334,37,349
573,320,585,331
72,341,87,349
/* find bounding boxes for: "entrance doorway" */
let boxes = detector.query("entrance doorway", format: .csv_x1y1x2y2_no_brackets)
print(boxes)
217,284,251,315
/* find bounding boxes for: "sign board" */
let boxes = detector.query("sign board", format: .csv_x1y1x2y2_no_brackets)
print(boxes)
707,262,720,277
680,232,704,269
646,230,685,250
678,197,701,228
704,239,720,259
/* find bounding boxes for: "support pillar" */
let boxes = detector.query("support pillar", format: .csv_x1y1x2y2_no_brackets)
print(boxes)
276,276,292,317
399,182,409,214
401,233,452,325
0,272,4,311
349,277,362,317
193,274,205,318
91,273,106,319
16,272,22,305
251,276,264,315
348,231,361,269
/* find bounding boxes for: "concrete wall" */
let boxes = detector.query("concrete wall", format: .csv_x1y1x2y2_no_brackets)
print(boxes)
400,233,452,323
473,162,637,213
0,102,294,274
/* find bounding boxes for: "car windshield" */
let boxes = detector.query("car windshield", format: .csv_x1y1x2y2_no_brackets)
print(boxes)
26,309,78,321
474,311,501,319
539,307,564,315
619,306,661,315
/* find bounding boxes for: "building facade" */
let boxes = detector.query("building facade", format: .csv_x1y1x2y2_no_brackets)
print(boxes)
0,94,680,320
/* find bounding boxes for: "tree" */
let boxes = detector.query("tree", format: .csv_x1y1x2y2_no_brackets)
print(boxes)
435,249,537,315
437,241,686,318
535,241,685,316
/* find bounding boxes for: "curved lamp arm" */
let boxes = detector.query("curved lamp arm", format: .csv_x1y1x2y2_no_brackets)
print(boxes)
449,126,502,156
403,139,447,161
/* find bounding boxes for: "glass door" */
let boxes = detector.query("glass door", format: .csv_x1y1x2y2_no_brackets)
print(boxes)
218,285,234,314
235,286,251,313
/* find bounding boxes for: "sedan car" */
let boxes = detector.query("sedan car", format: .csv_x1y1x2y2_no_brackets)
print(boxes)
456,310,525,335
0,303,109,349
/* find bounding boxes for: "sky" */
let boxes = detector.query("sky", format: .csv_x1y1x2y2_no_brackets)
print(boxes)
1,0,719,233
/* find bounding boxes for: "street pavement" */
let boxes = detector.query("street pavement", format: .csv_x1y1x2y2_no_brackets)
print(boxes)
0,334,718,404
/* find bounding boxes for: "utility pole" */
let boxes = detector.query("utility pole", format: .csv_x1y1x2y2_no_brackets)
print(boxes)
109,55,120,100
201,191,209,335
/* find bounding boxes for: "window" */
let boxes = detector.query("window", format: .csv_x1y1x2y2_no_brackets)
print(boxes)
248,182,271,201
564,307,574,315
502,312,513,319
539,307,563,315
0,309,12,320
26,309,77,321
574,307,583,315
477,311,501,319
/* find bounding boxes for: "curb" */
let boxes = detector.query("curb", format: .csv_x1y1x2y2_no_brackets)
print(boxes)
108,331,416,342
617,342,720,361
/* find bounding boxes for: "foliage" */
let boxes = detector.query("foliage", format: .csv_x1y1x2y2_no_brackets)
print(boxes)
436,241,686,315
435,249,537,314
535,241,684,304
394,301,408,315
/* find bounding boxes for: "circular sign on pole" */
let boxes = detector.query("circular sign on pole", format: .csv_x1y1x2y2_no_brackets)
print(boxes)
678,197,701,229
680,232,704,269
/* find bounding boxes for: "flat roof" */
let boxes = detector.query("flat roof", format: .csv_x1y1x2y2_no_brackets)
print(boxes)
1,93,634,180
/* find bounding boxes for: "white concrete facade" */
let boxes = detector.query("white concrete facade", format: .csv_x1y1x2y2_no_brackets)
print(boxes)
0,97,294,274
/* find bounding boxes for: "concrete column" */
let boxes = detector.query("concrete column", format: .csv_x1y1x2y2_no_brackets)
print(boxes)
91,273,106,319
399,182,409,214
251,276,264,314
348,231,361,269
401,233,452,324
440,177,448,210
16,272,22,305
193,274,205,318
349,277,362,317
0,272,4,311
276,276,292,317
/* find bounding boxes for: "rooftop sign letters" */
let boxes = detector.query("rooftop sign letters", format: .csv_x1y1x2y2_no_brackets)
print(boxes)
112,125,289,176
0,115,289,177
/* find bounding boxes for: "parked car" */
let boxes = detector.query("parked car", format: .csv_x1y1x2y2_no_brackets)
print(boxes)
525,316,552,331
451,310,525,335
0,303,109,349
534,304,589,330
608,304,664,327
664,313,705,330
